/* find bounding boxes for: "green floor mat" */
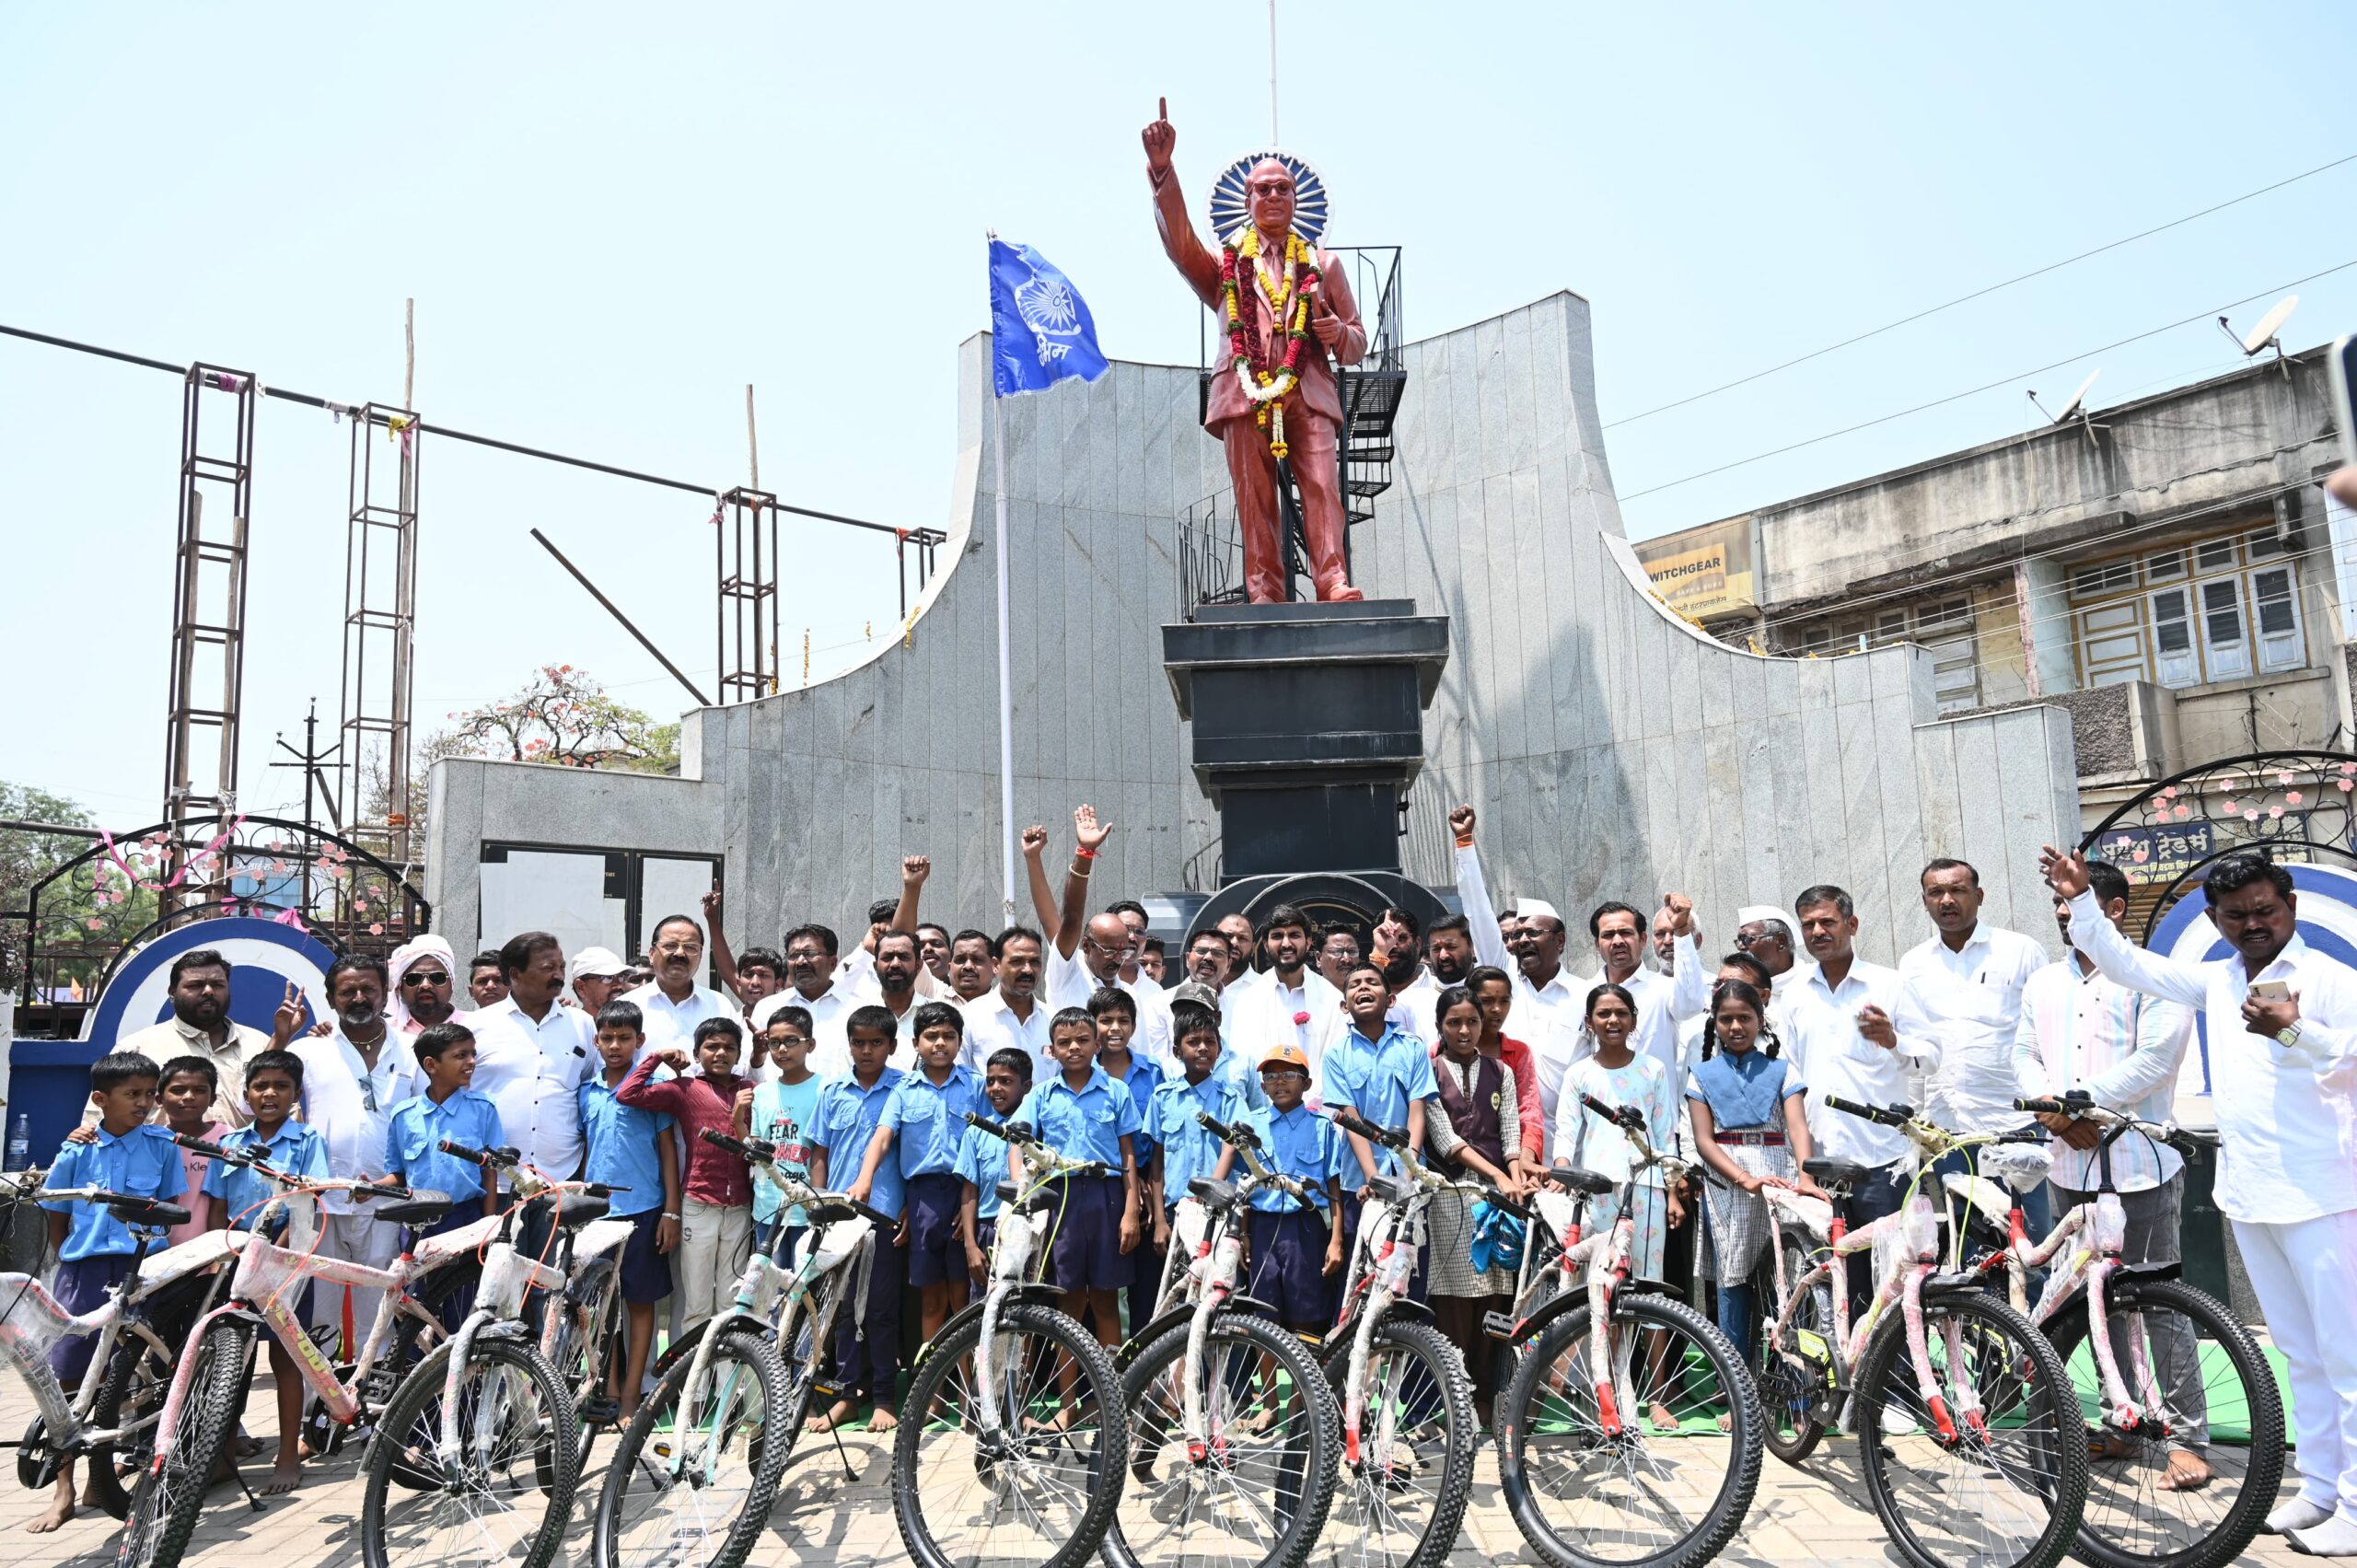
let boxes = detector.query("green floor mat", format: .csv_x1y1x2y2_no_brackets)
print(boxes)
2063,1340,2290,1446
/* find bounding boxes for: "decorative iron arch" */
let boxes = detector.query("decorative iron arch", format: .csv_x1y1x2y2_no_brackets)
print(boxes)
2076,749,2357,943
18,812,430,1001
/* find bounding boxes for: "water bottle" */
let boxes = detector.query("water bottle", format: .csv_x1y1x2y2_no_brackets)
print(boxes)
4,1114,29,1173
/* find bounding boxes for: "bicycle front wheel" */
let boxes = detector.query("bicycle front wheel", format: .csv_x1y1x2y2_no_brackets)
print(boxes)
1855,1286,2088,1568
1498,1291,1763,1568
894,1298,1126,1568
593,1327,791,1568
1318,1318,1477,1568
119,1315,249,1568
2044,1274,2282,1568
1104,1311,1340,1568
361,1336,579,1568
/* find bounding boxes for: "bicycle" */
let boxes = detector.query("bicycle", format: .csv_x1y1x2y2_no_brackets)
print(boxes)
1,1170,219,1523
360,1137,624,1568
890,1110,1128,1568
130,1136,478,1568
1750,1096,2090,1568
594,1126,896,1568
1491,1091,1763,1568
1317,1109,1479,1568
1102,1110,1341,1568
1948,1094,2282,1568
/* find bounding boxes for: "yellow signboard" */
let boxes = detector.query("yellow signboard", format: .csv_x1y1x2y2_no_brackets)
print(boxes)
1636,524,1755,620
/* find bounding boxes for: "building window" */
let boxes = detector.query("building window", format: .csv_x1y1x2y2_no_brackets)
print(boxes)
2252,566,2303,671
2146,549,2186,582
1803,625,1830,655
2071,524,2296,690
2072,560,2137,598
2195,538,2239,574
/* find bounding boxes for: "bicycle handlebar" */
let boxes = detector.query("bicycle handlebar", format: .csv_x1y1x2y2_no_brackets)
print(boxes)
1822,1094,1911,1128
2013,1094,2220,1154
1581,1092,1641,1130
699,1127,775,1164
1198,1111,1260,1150
1331,1109,1408,1149
437,1139,522,1169
171,1132,408,1199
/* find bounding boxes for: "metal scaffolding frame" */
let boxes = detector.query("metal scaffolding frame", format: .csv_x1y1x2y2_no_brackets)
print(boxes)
161,365,257,901
716,486,781,703
338,403,421,870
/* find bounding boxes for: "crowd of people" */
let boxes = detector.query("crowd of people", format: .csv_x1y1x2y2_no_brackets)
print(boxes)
31,801,2357,1553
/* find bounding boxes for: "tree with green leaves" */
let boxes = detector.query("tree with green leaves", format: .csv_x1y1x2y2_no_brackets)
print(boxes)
0,783,158,994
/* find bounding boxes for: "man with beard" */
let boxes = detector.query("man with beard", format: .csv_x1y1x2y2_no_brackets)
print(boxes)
1182,929,1235,999
293,954,421,1340
946,930,997,1004
625,915,742,1058
1227,904,1341,1080
115,947,289,1127
959,926,1052,1081
1218,912,1259,984
470,932,598,1184
387,935,461,1033
871,929,936,1066
1651,907,1682,974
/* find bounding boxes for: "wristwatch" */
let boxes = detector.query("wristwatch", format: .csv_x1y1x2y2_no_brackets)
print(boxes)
2277,1023,2304,1051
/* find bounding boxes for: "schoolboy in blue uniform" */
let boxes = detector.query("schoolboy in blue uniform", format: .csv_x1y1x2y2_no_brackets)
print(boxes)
1217,1043,1344,1333
1147,999,1248,1263
1086,986,1163,1332
578,1000,681,1421
204,1049,329,1496
1320,960,1434,1280
955,1048,1033,1288
809,1005,906,1433
384,1022,505,1230
35,1052,185,1532
1015,1006,1144,1353
850,1001,984,1347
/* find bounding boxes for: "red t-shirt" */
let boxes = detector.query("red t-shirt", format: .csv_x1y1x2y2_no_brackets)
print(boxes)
618,1056,751,1207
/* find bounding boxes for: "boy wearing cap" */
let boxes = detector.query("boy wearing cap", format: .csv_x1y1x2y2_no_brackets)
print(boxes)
1220,1042,1343,1333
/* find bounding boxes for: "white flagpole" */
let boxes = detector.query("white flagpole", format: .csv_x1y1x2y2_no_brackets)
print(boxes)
993,384,1017,925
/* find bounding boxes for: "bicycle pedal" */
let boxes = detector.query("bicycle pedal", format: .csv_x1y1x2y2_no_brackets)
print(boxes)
1481,1310,1516,1342
579,1396,621,1425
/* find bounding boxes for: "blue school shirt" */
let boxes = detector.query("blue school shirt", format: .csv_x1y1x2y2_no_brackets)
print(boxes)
203,1121,331,1233
1319,1025,1439,1191
384,1089,505,1202
1244,1102,1341,1213
1102,1054,1164,1167
1150,1071,1248,1213
1016,1065,1142,1169
578,1075,674,1219
1684,1049,1804,1130
953,1120,1011,1223
816,1068,906,1220
882,1064,987,1180
42,1124,187,1262
748,1076,823,1226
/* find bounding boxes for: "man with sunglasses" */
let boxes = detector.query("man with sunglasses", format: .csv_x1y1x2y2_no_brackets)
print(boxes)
1731,908,1798,1000
387,935,462,1032
294,953,422,1342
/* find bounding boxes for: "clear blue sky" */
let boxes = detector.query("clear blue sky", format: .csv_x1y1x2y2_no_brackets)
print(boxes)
5,3,2354,824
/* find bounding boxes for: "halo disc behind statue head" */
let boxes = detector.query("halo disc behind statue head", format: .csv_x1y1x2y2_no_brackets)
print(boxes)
1208,148,1329,248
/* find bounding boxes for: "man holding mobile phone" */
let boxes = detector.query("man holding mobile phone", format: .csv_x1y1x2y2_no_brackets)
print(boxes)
2043,845,2357,1551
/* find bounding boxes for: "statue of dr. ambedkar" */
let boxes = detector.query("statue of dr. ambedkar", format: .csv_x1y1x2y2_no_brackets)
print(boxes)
1144,99,1365,604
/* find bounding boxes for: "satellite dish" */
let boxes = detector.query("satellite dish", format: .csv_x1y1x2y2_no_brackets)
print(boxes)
2052,369,2101,424
2237,295,2299,356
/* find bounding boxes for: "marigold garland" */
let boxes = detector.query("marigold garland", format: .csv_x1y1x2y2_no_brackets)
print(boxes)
1220,227,1315,459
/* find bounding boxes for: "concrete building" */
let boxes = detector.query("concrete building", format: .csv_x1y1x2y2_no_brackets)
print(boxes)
427,292,2079,970
1636,346,2356,842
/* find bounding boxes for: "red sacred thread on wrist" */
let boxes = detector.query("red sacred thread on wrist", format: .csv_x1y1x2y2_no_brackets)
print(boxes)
1454,835,1475,849
1075,846,1098,860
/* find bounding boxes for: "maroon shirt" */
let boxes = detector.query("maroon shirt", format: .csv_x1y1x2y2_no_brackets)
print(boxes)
617,1056,751,1208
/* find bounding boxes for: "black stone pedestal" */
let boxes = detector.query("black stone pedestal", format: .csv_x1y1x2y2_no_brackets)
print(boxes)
1162,599,1451,932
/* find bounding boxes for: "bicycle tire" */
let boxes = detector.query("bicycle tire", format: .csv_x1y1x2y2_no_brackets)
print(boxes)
1498,1290,1764,1568
774,1271,840,1448
1855,1286,2089,1568
86,1328,176,1520
2040,1275,2282,1568
361,1335,579,1568
1318,1317,1477,1568
117,1316,248,1568
1102,1311,1341,1568
592,1326,791,1568
894,1298,1127,1568
1757,1236,1832,1467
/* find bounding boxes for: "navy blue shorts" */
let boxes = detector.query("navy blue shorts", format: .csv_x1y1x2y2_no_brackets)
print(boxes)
1046,1176,1131,1294
618,1207,671,1304
904,1174,965,1288
1247,1208,1334,1326
46,1253,134,1386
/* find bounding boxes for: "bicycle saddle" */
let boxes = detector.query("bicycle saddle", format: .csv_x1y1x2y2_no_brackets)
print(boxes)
1548,1167,1616,1197
555,1193,611,1229
805,1201,860,1225
1802,1158,1870,1189
1187,1176,1239,1210
997,1179,1057,1216
373,1196,457,1226
1365,1174,1409,1205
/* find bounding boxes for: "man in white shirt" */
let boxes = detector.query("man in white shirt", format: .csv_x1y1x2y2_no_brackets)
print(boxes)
871,930,945,1067
2048,845,2357,1548
386,935,462,1034
946,929,998,1005
467,932,597,1181
960,926,1054,1081
294,953,420,1342
113,947,286,1128
1039,807,1172,1063
1784,884,1939,1313
1899,857,2055,1231
751,924,863,1076
1225,904,1341,1082
570,947,630,1016
2013,858,2206,1489
623,915,742,1058
1733,908,1798,1000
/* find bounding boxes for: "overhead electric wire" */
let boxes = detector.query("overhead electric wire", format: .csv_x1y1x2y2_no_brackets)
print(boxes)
0,320,912,538
1606,150,2357,429
1616,258,2357,505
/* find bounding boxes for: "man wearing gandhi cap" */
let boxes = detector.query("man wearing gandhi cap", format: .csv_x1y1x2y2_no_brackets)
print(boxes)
1732,906,1797,999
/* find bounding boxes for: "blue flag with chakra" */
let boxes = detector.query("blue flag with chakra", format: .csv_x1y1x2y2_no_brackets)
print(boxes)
988,238,1109,397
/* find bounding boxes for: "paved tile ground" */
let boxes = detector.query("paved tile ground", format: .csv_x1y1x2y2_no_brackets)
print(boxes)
0,1371,2310,1568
